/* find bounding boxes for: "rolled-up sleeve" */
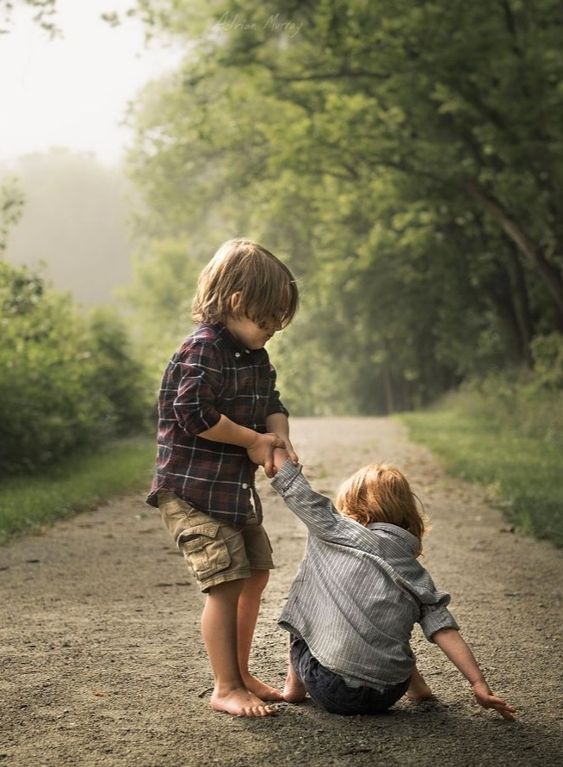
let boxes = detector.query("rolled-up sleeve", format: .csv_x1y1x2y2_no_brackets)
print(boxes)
419,595,459,641
173,342,222,435
266,363,289,417
271,460,366,542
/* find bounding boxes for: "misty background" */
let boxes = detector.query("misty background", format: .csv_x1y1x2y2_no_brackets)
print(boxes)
2,151,132,305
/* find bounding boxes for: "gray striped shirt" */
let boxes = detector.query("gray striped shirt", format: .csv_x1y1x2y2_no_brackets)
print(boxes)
271,461,459,690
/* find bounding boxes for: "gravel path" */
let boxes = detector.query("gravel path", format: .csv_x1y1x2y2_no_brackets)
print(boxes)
1,417,562,766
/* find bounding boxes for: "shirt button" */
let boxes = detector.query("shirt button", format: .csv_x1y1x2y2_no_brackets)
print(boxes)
241,483,249,489
235,352,241,358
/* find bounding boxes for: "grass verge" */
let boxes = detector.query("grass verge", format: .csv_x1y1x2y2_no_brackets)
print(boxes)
398,409,563,548
0,435,155,543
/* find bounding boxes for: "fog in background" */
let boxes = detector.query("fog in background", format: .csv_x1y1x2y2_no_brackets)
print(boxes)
2,150,133,306
0,0,182,304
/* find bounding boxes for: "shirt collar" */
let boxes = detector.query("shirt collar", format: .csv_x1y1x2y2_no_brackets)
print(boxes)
367,522,419,554
208,322,255,356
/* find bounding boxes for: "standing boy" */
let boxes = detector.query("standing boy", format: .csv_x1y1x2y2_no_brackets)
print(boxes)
147,239,299,717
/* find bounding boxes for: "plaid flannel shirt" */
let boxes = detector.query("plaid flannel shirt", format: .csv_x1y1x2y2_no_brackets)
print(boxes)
146,323,288,528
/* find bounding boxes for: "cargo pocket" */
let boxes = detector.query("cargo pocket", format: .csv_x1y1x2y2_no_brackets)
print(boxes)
179,523,231,579
158,493,193,544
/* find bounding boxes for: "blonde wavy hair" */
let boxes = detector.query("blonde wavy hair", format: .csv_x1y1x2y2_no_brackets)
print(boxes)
335,464,427,551
192,238,299,328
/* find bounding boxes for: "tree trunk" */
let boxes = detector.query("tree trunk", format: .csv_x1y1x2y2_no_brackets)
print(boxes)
466,179,563,330
381,364,394,414
502,240,534,367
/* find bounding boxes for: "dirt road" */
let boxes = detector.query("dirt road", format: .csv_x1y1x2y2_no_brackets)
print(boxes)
1,418,562,766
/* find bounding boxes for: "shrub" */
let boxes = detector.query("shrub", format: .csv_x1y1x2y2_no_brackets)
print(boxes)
86,307,152,436
0,262,151,474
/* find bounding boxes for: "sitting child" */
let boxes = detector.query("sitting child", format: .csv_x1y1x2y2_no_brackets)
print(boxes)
269,452,516,719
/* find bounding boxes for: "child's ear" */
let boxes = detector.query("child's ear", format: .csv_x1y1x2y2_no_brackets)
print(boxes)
229,292,243,315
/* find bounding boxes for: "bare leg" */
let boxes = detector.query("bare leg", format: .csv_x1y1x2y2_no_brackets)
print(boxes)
406,665,434,702
283,651,307,703
237,569,283,701
202,579,273,716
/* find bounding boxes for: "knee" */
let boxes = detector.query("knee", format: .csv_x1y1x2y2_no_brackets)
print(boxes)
245,569,270,594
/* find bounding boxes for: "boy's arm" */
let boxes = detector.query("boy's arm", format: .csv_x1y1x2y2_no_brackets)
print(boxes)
272,447,290,474
199,416,286,478
270,451,373,546
173,343,289,477
433,628,516,720
265,413,298,463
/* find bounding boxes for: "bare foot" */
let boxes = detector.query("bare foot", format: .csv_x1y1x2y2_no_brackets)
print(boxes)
282,667,307,703
406,689,436,703
210,686,275,717
406,682,435,703
406,667,435,703
243,674,284,702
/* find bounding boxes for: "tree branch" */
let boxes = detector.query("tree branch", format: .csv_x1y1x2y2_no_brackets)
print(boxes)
466,179,563,317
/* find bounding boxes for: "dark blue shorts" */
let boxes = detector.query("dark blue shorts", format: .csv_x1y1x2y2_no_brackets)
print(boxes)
290,635,411,716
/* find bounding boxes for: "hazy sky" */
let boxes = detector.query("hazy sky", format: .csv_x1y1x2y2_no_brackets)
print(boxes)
0,0,183,167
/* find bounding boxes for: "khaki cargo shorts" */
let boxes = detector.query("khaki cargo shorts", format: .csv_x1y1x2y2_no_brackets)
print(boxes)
158,491,274,592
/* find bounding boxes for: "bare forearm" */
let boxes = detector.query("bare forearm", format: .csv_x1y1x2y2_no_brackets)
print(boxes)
433,628,516,719
200,415,288,477
267,414,298,463
199,414,258,448
266,412,290,437
433,628,485,685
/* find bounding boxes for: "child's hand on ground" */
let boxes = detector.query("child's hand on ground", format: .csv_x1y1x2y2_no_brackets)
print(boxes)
247,433,287,477
471,680,516,720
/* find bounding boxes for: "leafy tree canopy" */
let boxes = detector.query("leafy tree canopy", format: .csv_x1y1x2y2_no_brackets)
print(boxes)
124,0,563,413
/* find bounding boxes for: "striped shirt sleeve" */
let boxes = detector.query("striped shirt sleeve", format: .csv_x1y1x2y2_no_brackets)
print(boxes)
272,459,460,642
419,599,459,641
271,460,376,547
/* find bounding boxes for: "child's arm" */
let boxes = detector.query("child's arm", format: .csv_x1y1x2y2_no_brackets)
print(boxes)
265,363,297,462
266,413,298,464
172,343,289,477
269,451,372,546
199,416,287,478
273,447,290,474
433,628,516,720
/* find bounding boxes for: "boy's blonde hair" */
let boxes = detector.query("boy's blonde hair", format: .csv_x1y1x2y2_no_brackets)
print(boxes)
335,464,426,548
192,238,299,328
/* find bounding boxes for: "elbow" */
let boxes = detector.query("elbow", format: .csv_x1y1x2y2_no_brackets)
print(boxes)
420,607,459,642
431,626,458,644
174,405,221,436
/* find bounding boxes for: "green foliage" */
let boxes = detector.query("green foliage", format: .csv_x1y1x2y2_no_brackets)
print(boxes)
0,178,24,254
87,308,152,435
118,237,205,382
0,262,151,474
529,333,563,391
268,309,359,416
0,436,155,542
123,0,563,414
452,337,563,448
0,262,109,472
400,375,563,547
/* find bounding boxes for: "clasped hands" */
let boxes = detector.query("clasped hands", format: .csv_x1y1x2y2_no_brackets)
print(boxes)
246,432,297,478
